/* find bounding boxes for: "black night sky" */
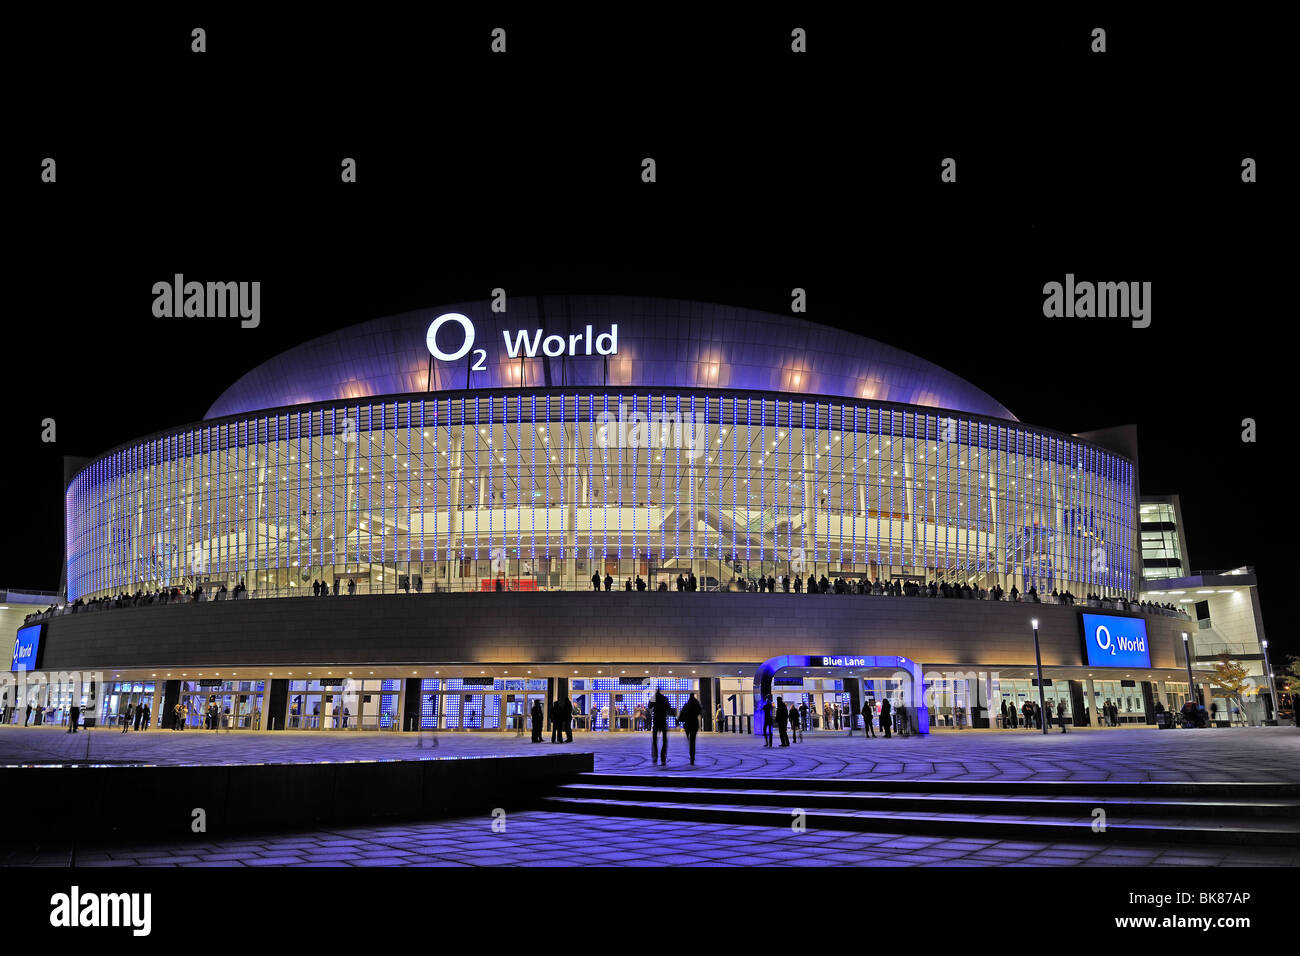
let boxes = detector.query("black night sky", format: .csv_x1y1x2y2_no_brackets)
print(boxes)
6,13,1286,648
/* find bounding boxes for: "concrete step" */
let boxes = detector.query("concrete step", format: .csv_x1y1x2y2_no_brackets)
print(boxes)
576,772,1300,799
536,794,1300,846
556,782,1300,819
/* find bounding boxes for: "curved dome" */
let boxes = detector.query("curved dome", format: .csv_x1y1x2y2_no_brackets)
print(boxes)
205,295,1016,421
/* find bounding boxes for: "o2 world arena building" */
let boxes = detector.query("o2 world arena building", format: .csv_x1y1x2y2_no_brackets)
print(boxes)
27,296,1211,735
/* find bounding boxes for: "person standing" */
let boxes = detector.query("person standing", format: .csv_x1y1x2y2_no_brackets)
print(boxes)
1057,698,1068,733
564,697,575,742
531,699,544,742
788,701,800,743
776,698,790,747
799,701,809,733
650,688,674,765
879,697,892,739
862,699,876,738
551,698,563,743
679,692,703,764
67,702,80,733
715,703,725,733
762,696,774,747
592,571,601,591
121,703,133,733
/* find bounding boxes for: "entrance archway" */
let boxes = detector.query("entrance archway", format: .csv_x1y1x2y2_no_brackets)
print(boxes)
752,654,929,736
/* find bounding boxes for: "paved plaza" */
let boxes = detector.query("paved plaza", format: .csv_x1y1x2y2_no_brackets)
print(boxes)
3,724,1299,782
5,726,1297,867
9,810,1300,869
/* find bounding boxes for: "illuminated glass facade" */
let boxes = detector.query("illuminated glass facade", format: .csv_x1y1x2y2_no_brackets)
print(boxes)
1139,496,1188,580
65,391,1136,601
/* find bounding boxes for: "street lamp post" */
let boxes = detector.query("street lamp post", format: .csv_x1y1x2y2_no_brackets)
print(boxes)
1031,618,1048,735
1261,639,1279,726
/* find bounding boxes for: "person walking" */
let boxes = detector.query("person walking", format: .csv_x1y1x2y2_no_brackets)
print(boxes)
862,699,876,738
650,688,675,765
788,700,800,743
67,702,80,733
679,692,703,764
776,698,790,747
762,696,774,747
121,703,133,733
531,699,544,742
879,697,892,739
799,701,809,733
1057,698,1068,733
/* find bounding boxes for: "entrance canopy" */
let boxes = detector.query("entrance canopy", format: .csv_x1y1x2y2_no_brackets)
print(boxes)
753,654,929,736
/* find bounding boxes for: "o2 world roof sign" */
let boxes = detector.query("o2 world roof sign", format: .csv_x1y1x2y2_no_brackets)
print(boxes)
427,312,618,371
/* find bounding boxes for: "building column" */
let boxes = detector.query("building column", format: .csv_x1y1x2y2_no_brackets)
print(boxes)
699,676,713,732
1085,678,1098,727
402,677,422,732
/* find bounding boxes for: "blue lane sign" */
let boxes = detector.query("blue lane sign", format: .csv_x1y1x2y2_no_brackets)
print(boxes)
11,622,43,672
1080,613,1150,668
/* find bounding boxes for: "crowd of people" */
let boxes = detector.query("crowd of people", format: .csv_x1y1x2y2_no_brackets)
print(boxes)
27,572,1189,625
999,697,1071,731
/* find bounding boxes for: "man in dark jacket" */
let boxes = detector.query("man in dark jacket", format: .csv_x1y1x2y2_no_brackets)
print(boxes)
531,700,544,742
650,688,674,764
679,692,703,764
551,698,564,743
762,696,774,746
776,698,790,746
879,697,892,739
787,700,800,743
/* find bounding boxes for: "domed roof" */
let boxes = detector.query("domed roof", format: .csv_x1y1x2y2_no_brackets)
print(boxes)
205,295,1016,422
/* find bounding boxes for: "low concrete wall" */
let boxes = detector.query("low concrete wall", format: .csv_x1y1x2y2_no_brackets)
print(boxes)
38,591,1196,672
0,751,592,841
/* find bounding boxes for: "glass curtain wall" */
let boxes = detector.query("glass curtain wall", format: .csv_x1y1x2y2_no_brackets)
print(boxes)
67,394,1135,601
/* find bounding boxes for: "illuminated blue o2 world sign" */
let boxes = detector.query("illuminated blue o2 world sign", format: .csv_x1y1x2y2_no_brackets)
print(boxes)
1080,613,1150,668
11,622,44,672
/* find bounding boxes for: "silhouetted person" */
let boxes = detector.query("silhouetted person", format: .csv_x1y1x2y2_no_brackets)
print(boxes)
762,696,774,746
776,697,790,746
592,572,601,591
788,701,800,743
551,698,564,743
650,689,674,764
862,699,876,738
679,692,702,764
879,698,892,738
564,697,575,742
531,700,544,742
603,573,613,591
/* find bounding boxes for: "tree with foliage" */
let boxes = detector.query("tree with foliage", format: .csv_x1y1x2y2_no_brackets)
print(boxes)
1212,653,1259,726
